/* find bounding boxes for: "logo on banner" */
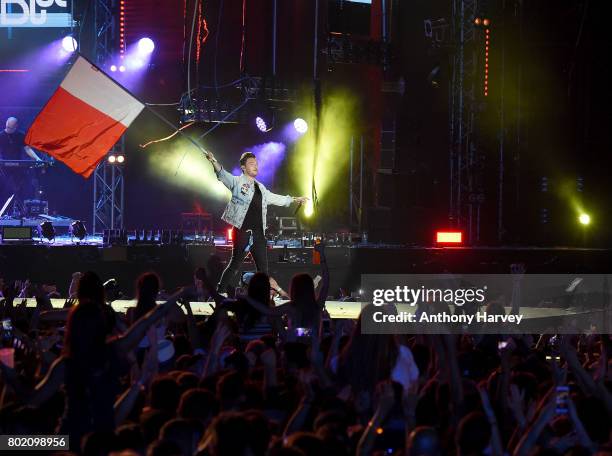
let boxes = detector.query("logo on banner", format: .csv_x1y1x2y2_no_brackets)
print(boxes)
1,0,71,28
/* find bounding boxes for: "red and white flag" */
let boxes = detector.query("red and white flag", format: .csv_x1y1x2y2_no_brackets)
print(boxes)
25,56,144,178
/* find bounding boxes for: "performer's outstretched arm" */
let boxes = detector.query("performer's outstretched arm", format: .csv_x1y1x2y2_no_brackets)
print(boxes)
265,189,292,207
205,151,237,191
265,187,309,207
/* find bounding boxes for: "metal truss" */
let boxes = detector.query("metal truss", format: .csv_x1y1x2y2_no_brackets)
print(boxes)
92,0,124,233
349,136,365,232
92,139,125,234
178,77,298,125
449,0,484,244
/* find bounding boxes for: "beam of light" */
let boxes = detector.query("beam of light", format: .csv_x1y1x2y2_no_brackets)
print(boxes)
146,138,229,202
127,57,145,70
1,40,76,108
290,89,357,219
282,122,303,143
304,200,314,217
230,142,286,186
558,177,593,231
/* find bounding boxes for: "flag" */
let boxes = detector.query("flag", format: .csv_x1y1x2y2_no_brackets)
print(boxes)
25,56,144,178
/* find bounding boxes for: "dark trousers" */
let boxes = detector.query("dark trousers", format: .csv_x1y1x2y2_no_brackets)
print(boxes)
217,227,268,293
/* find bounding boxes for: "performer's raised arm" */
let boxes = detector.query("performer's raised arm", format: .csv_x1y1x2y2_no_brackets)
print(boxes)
205,150,237,191
209,151,310,294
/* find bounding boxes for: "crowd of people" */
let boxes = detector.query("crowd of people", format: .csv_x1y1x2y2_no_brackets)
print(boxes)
0,243,611,455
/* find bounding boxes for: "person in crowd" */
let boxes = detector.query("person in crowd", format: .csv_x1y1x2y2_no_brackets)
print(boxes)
0,264,610,456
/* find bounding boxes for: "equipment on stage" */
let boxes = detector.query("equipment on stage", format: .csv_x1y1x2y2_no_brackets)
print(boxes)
278,217,298,234
0,226,33,242
181,212,213,232
0,195,14,217
23,199,49,217
0,158,54,219
0,214,75,244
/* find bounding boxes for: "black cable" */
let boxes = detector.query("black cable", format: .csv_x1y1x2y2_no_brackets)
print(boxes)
187,0,200,102
213,0,225,96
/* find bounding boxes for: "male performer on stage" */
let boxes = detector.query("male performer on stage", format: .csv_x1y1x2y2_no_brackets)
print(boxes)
0,117,42,161
0,117,43,214
206,151,309,293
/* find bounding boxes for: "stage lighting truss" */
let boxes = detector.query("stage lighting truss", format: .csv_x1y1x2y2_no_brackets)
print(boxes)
324,32,392,68
178,76,297,125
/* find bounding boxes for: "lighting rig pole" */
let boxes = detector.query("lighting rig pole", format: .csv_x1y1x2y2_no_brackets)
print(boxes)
92,0,125,234
449,0,481,244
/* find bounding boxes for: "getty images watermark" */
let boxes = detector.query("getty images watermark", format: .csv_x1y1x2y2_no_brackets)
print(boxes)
360,274,612,334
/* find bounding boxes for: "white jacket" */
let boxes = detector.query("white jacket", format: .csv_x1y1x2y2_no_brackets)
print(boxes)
216,167,292,231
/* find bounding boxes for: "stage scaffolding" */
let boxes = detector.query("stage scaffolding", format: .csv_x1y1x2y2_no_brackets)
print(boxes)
91,0,124,234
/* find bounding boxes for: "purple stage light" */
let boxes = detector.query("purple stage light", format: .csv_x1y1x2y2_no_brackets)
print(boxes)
61,36,78,53
243,142,286,185
119,65,126,72
282,123,302,142
255,117,268,132
294,118,308,133
110,64,118,72
137,38,155,55
126,56,145,70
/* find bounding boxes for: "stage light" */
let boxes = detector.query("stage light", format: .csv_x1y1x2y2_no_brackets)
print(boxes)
255,116,268,132
436,231,463,244
227,228,234,243
108,155,117,163
119,65,126,72
70,220,87,241
138,38,155,55
294,118,308,133
474,17,481,25
62,36,78,53
38,221,55,242
483,18,491,26
110,65,117,72
117,155,125,163
578,213,591,225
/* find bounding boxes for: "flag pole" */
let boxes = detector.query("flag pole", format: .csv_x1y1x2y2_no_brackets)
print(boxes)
76,53,213,160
